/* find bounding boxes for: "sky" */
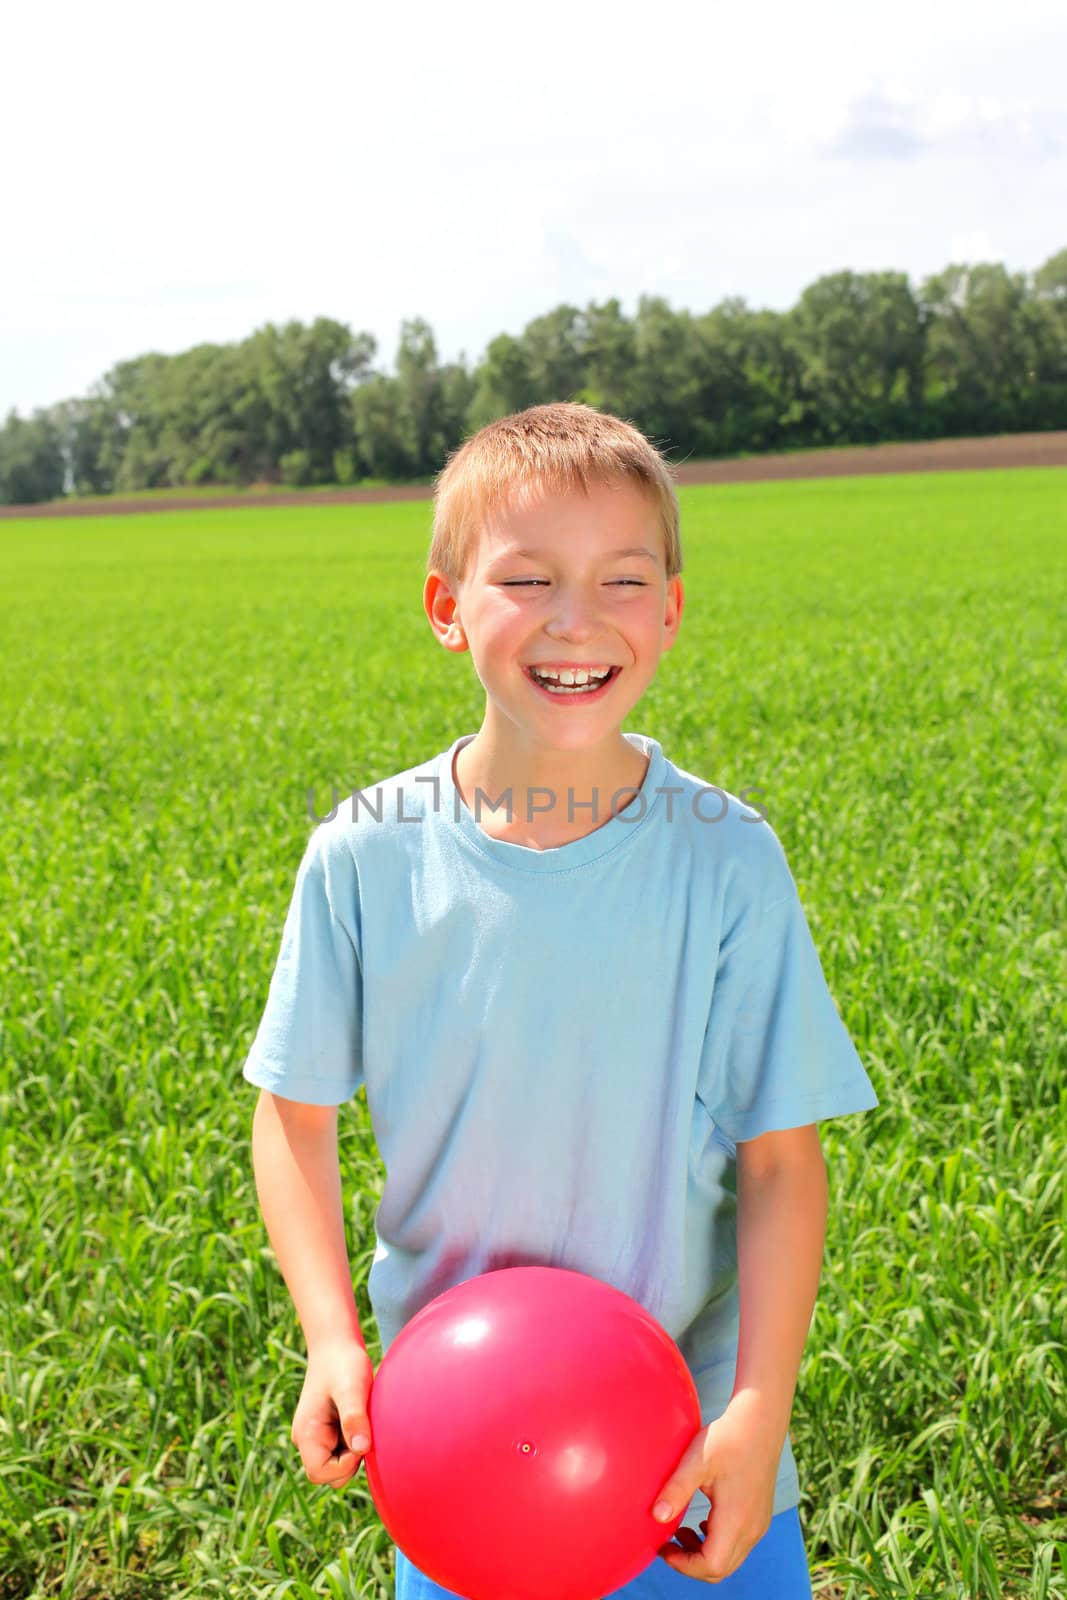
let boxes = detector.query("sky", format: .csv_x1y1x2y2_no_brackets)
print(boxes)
2,0,1065,417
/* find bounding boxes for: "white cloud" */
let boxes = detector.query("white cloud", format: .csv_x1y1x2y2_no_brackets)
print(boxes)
822,87,1066,163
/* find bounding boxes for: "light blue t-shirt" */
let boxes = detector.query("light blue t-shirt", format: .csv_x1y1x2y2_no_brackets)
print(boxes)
243,732,878,1526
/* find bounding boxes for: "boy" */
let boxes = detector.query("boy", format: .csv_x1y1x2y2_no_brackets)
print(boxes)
244,403,877,1597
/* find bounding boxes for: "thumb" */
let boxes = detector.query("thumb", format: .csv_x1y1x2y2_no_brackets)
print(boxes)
337,1389,372,1455
652,1428,710,1524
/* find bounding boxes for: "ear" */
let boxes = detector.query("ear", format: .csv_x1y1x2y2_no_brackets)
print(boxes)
424,572,468,653
662,577,684,650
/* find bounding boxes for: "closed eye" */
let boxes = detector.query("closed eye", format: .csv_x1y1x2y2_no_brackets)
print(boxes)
499,579,647,588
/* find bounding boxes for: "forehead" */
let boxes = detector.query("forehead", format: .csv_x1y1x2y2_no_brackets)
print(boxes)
470,476,663,566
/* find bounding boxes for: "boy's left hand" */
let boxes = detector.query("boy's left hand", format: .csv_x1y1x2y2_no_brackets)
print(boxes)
650,1392,782,1583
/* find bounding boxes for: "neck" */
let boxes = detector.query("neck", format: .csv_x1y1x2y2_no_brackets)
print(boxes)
454,726,650,838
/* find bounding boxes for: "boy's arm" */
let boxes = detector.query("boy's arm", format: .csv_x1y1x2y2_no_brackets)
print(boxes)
251,1088,374,1487
652,1124,827,1583
733,1120,828,1434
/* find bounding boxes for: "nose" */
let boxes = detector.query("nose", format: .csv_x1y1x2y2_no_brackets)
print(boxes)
544,583,604,644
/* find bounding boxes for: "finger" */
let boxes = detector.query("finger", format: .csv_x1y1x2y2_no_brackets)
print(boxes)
658,1544,714,1579
659,1516,710,1555
300,1442,355,1485
663,1525,748,1586
336,1400,372,1459
308,1450,361,1487
300,1414,371,1484
651,1435,709,1526
335,1376,374,1452
293,1414,350,1481
656,1523,703,1570
292,1413,336,1459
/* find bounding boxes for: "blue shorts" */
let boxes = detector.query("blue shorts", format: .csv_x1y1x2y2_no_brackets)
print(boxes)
394,1507,812,1600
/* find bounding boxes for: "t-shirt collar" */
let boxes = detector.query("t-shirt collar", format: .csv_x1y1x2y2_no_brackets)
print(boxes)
436,733,668,873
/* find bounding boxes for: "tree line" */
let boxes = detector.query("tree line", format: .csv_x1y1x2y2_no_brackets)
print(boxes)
2,249,1066,505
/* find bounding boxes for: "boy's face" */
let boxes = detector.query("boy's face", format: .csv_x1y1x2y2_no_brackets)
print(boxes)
424,478,683,755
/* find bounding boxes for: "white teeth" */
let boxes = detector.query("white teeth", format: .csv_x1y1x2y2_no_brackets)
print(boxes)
528,665,614,697
530,666,611,686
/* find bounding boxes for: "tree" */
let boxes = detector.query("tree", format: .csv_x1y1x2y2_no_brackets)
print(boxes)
689,299,772,456
7,243,1067,501
0,409,66,505
628,297,704,460
351,375,419,480
1026,249,1067,429
436,360,477,460
730,306,806,452
576,299,637,418
518,305,587,404
395,318,451,476
246,319,376,483
920,263,1038,436
467,333,539,430
1033,248,1067,304
48,393,122,495
787,272,924,444
97,353,173,490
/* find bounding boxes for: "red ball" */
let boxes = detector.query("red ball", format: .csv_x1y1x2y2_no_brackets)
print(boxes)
365,1266,700,1600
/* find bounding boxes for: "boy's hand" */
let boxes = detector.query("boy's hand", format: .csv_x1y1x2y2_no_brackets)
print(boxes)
650,1392,782,1583
291,1338,375,1487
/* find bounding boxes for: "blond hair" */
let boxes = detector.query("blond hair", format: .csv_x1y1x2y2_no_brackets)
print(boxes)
428,403,682,584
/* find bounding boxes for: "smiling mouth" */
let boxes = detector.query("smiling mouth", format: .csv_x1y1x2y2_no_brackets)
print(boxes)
524,666,621,696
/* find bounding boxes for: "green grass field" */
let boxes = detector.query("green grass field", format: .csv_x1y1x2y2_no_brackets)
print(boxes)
1,468,1064,1599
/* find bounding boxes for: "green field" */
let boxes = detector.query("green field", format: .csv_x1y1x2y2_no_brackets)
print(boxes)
1,468,1064,1599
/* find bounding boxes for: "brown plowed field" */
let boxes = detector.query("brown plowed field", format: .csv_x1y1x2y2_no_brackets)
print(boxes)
4,430,1065,518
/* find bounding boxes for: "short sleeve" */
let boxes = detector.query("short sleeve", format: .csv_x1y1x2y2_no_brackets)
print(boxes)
698,891,877,1144
242,826,364,1106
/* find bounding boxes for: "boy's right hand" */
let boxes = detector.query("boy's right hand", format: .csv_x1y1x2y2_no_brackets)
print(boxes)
291,1339,375,1487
